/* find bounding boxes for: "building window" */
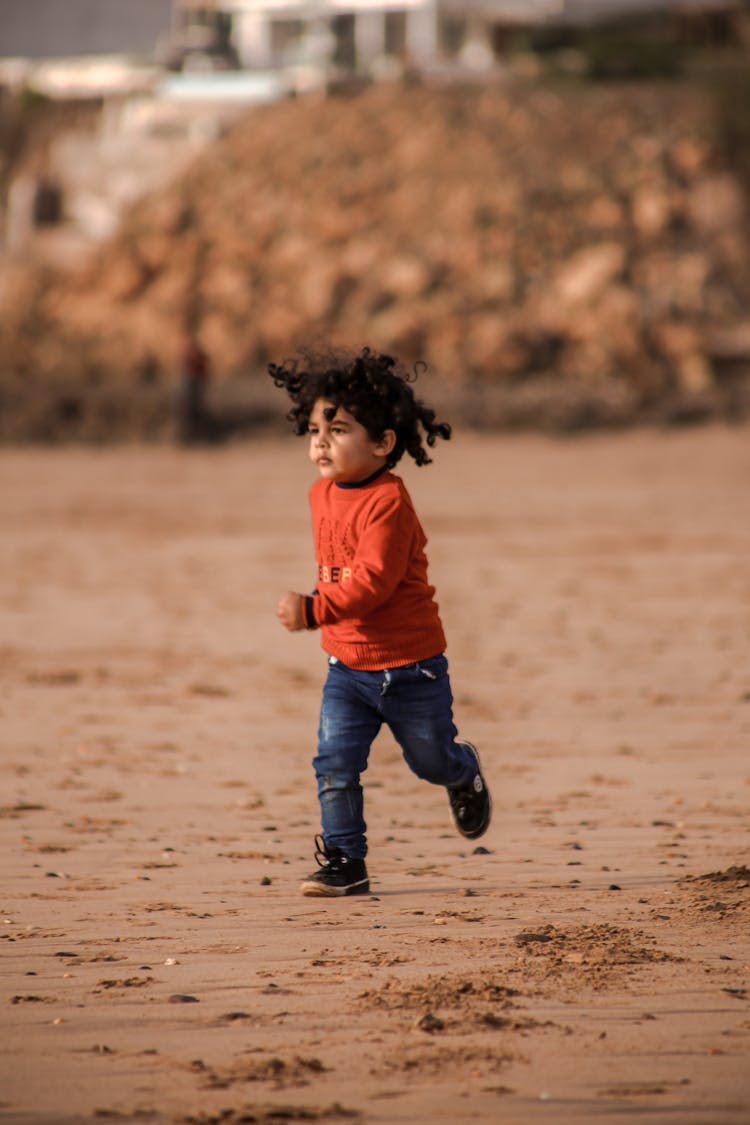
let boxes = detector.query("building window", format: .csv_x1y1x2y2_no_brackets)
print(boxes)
438,14,468,59
332,13,356,69
270,18,305,64
385,11,407,58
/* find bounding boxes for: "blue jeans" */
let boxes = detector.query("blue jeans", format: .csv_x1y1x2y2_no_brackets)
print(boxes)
313,653,477,859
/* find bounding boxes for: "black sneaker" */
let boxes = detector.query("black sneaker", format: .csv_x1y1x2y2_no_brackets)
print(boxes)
448,741,491,840
300,835,370,897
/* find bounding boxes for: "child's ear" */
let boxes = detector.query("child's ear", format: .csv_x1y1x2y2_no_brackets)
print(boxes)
376,430,396,457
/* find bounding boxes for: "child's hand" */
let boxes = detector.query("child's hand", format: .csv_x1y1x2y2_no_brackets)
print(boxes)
277,591,306,632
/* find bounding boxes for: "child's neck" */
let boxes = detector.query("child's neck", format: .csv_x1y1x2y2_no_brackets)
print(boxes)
335,464,389,489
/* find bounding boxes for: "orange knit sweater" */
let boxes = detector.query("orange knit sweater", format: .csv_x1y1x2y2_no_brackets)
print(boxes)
304,469,446,670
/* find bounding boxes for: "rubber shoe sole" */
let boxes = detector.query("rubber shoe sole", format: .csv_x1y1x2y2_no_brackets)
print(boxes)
300,875,370,897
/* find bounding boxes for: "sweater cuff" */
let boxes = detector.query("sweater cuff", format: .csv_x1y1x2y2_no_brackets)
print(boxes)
304,595,318,630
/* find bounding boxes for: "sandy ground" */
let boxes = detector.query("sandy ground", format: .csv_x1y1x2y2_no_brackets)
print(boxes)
1,427,749,1125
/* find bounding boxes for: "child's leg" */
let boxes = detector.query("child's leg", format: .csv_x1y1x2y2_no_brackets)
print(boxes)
313,658,382,859
383,654,491,839
382,654,477,787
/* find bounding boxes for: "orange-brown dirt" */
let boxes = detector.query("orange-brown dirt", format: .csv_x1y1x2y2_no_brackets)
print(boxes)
1,426,749,1123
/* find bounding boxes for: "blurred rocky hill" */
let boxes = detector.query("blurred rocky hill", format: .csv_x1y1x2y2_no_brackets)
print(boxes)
2,77,750,440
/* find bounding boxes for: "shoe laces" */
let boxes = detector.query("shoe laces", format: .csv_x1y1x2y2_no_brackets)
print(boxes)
449,781,479,821
452,793,471,821
313,834,342,869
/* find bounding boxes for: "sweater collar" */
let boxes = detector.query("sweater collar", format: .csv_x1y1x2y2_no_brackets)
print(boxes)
335,465,389,490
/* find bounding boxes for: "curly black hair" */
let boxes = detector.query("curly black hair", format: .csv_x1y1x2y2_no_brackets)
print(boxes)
268,346,451,468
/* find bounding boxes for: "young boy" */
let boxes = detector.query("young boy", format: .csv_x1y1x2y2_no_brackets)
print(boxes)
271,347,491,897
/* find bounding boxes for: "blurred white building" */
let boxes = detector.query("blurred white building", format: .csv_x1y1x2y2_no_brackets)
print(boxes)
207,0,440,73
1,0,744,82
176,0,551,75
174,0,746,78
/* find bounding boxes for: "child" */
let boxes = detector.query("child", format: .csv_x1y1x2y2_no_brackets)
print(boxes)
271,347,491,897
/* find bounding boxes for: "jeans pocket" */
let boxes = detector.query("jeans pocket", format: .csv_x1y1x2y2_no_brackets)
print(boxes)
416,653,448,681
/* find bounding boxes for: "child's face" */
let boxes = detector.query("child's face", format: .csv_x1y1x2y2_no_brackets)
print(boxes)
308,399,394,483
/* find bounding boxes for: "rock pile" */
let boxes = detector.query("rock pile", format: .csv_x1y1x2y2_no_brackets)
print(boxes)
2,78,750,435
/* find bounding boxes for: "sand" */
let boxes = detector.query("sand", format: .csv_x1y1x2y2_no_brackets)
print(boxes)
1,427,749,1125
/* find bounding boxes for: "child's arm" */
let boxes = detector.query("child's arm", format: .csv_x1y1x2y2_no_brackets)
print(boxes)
277,487,416,634
307,492,415,627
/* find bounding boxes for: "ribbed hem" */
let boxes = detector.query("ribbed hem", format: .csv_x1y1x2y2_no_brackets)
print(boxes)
321,630,447,671
304,596,318,630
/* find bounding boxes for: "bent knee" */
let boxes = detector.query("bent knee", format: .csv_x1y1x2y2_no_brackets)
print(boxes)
317,773,361,794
